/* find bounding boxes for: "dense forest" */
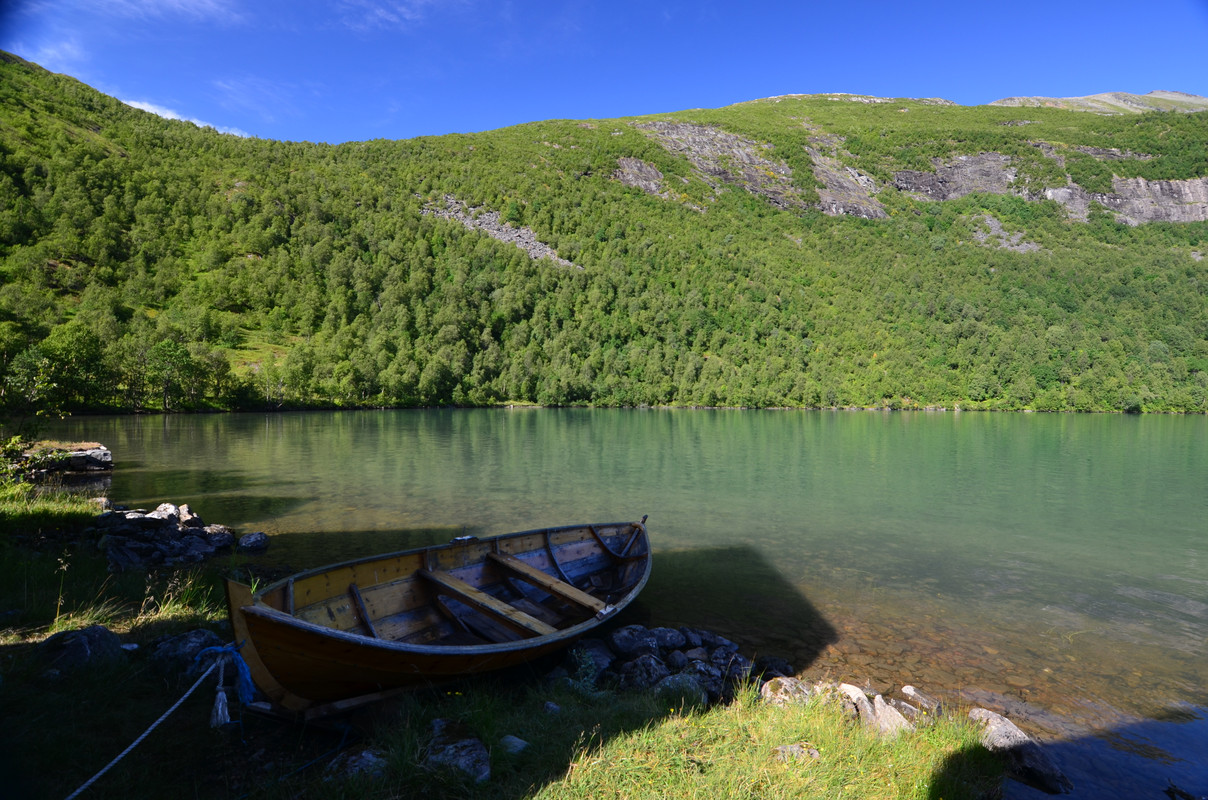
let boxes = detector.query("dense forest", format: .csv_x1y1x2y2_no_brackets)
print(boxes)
1,51,1207,420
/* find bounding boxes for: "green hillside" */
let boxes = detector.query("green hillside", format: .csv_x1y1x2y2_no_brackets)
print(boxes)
2,51,1207,416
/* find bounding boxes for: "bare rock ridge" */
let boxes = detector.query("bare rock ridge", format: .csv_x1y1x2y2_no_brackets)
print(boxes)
990,90,1208,115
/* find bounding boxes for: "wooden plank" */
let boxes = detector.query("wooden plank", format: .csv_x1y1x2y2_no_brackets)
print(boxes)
486,552,606,613
348,583,380,638
417,569,556,637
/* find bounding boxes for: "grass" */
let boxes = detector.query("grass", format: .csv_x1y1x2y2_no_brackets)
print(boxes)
0,480,1004,799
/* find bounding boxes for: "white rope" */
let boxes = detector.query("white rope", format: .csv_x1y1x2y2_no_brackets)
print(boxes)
63,660,219,800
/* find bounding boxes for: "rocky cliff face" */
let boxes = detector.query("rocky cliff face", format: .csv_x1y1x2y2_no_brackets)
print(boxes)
620,96,1208,225
634,121,806,210
893,154,1017,201
1046,176,1208,225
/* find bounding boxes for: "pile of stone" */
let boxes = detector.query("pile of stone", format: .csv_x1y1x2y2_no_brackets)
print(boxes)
555,623,792,707
89,502,268,571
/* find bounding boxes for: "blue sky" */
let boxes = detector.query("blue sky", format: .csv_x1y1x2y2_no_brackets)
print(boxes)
3,0,1208,144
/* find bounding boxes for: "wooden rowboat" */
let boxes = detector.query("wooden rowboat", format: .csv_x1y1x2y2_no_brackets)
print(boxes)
226,517,650,714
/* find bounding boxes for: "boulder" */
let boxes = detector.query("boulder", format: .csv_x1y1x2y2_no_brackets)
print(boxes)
326,748,388,780
499,735,528,754
873,694,915,738
424,719,490,783
654,672,708,707
618,654,670,690
760,676,812,707
969,708,1073,794
148,629,225,678
839,683,875,726
569,637,616,680
36,625,125,673
608,624,659,658
237,532,269,552
650,626,686,651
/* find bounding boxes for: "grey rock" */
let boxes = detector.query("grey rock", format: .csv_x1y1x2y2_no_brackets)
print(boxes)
425,719,490,783
618,653,670,690
543,701,561,715
179,504,205,528
65,447,113,471
570,637,616,679
773,742,820,762
205,526,236,550
422,196,577,269
664,649,690,671
839,683,875,727
680,660,725,702
651,626,686,652
237,532,269,552
969,708,1073,794
608,624,658,658
902,685,943,715
148,629,225,677
760,676,812,707
654,673,707,707
873,694,915,738
678,627,704,649
36,625,124,672
893,153,1017,201
327,748,388,780
499,735,528,754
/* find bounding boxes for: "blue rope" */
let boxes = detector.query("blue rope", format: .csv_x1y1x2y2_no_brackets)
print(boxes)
194,641,255,706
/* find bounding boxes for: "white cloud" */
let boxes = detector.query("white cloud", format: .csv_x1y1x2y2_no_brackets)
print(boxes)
9,36,88,74
121,98,250,136
93,0,244,23
337,0,449,31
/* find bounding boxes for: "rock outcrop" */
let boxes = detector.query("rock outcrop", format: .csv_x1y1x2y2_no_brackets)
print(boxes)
1046,176,1208,225
800,123,887,219
634,120,805,210
894,153,1018,201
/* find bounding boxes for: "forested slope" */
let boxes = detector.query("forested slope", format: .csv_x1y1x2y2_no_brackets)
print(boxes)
2,52,1207,415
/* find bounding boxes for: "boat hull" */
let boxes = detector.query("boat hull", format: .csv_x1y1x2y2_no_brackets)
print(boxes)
227,519,650,710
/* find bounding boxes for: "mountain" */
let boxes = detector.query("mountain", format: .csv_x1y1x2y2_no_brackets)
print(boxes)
1,52,1207,415
990,90,1208,115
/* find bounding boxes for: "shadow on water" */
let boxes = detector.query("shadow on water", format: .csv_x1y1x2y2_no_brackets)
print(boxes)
930,700,1208,799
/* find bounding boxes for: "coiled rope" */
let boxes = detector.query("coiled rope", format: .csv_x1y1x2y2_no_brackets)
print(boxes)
63,642,253,800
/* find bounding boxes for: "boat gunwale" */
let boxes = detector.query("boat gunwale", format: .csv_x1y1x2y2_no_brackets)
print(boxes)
253,520,644,597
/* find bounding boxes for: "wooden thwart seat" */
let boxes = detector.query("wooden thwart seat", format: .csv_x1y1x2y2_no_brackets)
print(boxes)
418,569,556,637
486,552,607,613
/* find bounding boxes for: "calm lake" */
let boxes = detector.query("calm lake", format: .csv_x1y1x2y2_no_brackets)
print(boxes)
50,409,1208,797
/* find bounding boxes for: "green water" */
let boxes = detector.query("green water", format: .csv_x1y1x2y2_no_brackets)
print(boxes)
50,409,1208,791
